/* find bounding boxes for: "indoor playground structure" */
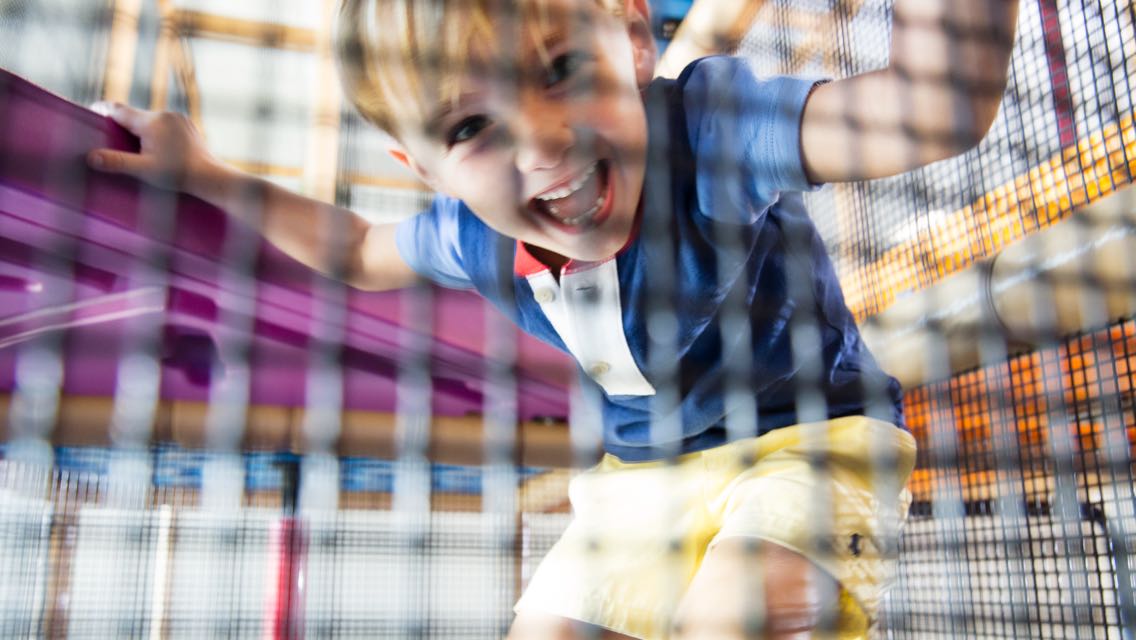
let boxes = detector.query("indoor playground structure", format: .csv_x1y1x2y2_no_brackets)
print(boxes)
1,0,1136,638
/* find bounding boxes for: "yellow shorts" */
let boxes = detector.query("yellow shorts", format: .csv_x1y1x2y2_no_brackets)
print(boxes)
514,415,917,639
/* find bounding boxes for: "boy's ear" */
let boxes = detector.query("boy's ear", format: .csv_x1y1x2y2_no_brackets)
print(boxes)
388,146,438,190
624,0,657,87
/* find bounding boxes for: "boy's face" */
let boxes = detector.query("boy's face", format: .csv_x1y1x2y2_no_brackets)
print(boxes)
389,0,655,262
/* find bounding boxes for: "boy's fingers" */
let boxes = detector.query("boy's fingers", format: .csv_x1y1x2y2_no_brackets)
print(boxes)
89,101,114,117
87,149,149,177
105,103,152,134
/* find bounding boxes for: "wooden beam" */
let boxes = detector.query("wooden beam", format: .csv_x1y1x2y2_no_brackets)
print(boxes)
518,468,574,513
102,0,145,103
655,0,767,78
774,0,867,73
172,11,318,52
223,158,431,193
148,0,176,111
0,394,589,469
223,159,428,192
152,487,487,512
817,0,868,73
302,0,342,203
171,36,204,129
847,114,1136,320
339,491,485,512
344,171,430,192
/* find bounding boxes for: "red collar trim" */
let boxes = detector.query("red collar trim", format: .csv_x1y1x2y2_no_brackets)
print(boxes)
512,202,645,278
514,242,552,277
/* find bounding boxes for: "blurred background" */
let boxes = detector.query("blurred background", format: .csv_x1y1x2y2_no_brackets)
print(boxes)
1,0,1136,638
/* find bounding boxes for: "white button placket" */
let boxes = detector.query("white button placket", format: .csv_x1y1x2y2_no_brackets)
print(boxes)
526,261,656,397
533,287,556,304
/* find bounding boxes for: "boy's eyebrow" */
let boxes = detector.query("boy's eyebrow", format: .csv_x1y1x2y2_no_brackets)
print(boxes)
422,92,478,138
537,26,570,51
417,22,575,137
422,102,457,138
528,25,572,66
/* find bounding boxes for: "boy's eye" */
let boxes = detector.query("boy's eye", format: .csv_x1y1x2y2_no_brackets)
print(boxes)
446,115,491,146
545,52,586,87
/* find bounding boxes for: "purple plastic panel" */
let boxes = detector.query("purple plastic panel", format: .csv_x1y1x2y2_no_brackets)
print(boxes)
0,68,571,420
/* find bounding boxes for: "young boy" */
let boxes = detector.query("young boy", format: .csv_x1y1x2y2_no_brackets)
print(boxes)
88,0,1020,636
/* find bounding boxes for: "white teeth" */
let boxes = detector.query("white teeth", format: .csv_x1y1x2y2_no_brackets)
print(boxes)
535,164,597,201
556,195,605,226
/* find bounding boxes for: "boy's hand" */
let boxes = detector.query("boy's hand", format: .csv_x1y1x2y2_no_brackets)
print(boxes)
87,103,223,197
800,0,1020,183
84,103,420,292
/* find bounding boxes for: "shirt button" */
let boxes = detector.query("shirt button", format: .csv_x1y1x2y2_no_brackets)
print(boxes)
534,288,556,304
588,361,611,377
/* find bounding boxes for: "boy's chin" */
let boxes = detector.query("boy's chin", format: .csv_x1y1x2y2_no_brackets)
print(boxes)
525,219,634,263
556,225,627,257
560,239,624,263
567,248,616,262
527,239,612,264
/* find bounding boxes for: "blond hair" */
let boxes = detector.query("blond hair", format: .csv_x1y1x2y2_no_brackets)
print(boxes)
335,0,625,135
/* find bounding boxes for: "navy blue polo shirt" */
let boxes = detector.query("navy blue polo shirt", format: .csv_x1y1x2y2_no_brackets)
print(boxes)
395,56,904,461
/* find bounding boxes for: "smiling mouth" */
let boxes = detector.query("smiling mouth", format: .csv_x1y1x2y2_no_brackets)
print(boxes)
528,160,612,229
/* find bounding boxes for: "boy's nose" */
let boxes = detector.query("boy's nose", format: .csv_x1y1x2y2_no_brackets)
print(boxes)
515,112,574,173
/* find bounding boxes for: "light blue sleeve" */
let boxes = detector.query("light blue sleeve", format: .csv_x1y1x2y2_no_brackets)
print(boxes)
394,195,477,290
681,56,825,224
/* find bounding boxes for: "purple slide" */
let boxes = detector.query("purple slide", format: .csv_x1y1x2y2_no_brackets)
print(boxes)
0,68,571,422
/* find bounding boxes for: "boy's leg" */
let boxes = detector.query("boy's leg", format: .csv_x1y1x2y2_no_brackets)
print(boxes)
510,453,717,639
671,538,844,640
508,612,638,639
510,539,846,640
509,418,912,639
668,416,916,640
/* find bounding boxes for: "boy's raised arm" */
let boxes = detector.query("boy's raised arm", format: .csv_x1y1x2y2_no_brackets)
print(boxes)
800,0,1021,184
87,104,421,292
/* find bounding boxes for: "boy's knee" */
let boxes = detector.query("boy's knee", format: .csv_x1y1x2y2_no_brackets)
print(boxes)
671,599,825,640
507,613,576,640
508,611,635,640
671,540,841,640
